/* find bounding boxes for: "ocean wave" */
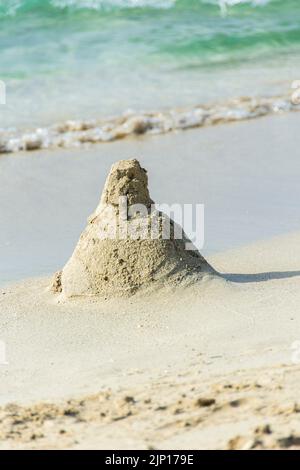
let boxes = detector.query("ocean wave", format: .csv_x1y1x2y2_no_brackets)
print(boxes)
208,0,271,15
0,0,277,16
51,0,176,10
52,0,272,11
0,0,176,16
0,94,297,154
206,0,271,7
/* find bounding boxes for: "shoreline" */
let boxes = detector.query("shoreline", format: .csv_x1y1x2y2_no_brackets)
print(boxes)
1,112,300,286
0,93,298,155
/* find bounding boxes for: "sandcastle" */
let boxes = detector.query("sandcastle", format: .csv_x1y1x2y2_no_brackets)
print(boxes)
52,159,215,298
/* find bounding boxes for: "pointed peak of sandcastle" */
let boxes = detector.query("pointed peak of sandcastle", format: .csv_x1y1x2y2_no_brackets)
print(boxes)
100,159,153,208
53,158,215,298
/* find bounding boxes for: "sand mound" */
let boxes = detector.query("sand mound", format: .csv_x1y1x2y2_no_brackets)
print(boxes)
53,159,215,298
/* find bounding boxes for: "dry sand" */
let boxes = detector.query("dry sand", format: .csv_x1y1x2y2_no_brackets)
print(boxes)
1,229,300,449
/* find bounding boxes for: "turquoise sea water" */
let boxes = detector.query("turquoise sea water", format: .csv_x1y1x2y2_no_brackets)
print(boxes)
0,0,300,129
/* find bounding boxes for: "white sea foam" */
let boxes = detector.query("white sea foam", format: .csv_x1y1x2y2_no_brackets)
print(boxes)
204,0,271,15
0,94,297,154
0,0,273,16
52,0,271,10
51,0,176,10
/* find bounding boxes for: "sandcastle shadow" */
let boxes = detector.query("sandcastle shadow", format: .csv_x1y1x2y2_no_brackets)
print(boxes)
222,271,300,284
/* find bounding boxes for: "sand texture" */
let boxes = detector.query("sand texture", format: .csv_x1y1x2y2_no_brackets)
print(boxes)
1,230,300,449
1,364,300,450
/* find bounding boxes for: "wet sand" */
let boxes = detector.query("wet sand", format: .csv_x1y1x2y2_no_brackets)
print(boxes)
1,112,300,285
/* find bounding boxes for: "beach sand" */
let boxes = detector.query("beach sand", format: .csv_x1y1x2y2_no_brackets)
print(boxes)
1,230,300,449
1,112,300,449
